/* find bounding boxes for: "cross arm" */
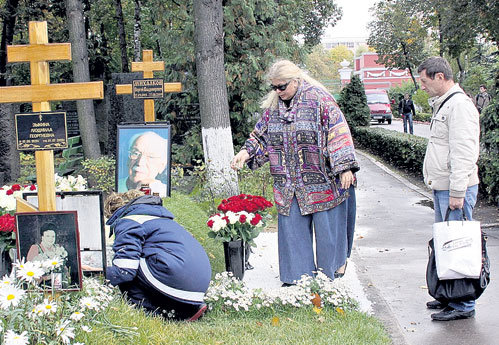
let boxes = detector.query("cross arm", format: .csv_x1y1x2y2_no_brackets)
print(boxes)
0,82,104,104
7,43,72,63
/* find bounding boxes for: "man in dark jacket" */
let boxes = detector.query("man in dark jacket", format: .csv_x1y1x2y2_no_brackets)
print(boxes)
398,93,416,134
105,191,212,321
475,85,491,114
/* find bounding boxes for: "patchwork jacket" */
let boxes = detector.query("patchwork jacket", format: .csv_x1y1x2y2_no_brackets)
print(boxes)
245,81,359,216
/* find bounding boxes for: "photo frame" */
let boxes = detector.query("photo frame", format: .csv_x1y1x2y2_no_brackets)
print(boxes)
116,123,171,197
15,211,82,291
23,191,107,274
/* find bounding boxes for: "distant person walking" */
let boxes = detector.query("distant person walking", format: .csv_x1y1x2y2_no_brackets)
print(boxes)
398,93,416,134
418,56,480,321
475,84,491,114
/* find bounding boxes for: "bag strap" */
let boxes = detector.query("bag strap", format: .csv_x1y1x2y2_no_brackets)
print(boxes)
444,207,467,221
436,91,463,115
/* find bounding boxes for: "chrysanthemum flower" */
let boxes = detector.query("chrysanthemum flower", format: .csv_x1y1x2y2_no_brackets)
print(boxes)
0,285,25,309
0,274,14,289
3,330,29,345
16,261,45,283
81,325,93,333
35,298,57,315
79,296,100,311
56,320,75,344
42,256,63,271
70,311,85,321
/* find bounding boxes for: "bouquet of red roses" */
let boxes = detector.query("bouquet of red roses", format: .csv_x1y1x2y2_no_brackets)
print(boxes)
207,194,273,244
0,213,16,251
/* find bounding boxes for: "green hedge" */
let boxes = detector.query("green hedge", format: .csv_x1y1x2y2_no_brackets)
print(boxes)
352,126,498,204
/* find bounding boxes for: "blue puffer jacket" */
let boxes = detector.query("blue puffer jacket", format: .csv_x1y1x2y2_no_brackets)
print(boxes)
106,195,211,303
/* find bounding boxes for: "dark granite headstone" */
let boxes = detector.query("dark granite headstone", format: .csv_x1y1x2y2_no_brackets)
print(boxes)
106,73,145,155
0,103,20,184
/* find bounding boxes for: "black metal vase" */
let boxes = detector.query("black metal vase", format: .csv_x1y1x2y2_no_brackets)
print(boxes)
223,240,245,280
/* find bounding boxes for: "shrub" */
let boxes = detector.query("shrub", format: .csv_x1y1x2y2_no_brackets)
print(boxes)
414,112,432,122
479,97,499,203
337,75,370,127
81,156,116,194
412,89,431,113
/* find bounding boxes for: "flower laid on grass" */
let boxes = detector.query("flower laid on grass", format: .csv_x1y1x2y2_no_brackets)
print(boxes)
207,194,273,244
204,271,356,313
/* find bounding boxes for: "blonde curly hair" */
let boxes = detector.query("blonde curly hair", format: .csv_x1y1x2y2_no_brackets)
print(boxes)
104,190,145,218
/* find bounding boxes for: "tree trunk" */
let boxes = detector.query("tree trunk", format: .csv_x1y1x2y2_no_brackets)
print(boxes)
456,56,465,85
0,0,20,87
133,0,142,61
114,0,129,72
401,42,419,90
65,0,101,159
193,0,238,197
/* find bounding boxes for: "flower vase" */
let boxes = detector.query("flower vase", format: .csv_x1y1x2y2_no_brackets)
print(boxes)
223,240,245,280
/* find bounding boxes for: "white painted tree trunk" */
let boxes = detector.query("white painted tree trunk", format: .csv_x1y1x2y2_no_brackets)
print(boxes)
202,127,239,196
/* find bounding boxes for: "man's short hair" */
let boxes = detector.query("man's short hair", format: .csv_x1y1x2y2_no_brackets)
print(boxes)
480,84,487,89
417,57,453,80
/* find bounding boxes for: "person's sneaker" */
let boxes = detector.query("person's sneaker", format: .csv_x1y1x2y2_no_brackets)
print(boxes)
281,283,295,287
426,300,447,309
431,306,475,321
187,304,207,322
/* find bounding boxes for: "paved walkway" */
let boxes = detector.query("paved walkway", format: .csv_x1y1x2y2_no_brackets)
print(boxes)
244,149,498,345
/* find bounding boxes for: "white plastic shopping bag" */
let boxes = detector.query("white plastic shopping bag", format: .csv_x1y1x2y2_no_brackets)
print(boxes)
432,209,482,280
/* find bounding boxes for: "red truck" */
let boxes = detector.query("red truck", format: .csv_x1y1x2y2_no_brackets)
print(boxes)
365,89,392,124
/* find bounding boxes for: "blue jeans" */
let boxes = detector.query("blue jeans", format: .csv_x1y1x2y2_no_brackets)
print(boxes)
433,185,478,312
277,186,356,284
402,112,413,134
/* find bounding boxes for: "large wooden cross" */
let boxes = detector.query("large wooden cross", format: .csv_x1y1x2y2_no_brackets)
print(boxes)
0,21,103,212
115,49,182,122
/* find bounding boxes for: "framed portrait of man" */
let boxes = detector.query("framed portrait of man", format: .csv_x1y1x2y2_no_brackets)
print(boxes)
116,123,171,197
15,211,82,291
22,191,107,274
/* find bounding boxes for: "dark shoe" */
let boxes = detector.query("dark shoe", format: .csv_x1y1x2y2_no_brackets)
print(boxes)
187,304,207,322
281,283,295,287
426,300,447,310
334,262,348,278
431,306,475,321
245,261,254,270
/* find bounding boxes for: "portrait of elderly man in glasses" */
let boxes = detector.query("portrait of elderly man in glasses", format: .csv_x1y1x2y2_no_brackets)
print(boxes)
118,131,168,197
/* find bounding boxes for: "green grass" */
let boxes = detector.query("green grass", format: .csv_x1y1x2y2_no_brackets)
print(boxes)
79,298,390,345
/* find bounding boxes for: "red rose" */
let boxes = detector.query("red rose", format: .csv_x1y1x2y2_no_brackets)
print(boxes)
0,214,15,233
250,213,262,226
11,184,21,191
6,189,13,195
207,219,214,228
222,216,229,224
30,184,37,191
239,214,247,223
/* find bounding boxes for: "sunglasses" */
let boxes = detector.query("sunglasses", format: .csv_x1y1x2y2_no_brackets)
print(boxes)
271,81,290,91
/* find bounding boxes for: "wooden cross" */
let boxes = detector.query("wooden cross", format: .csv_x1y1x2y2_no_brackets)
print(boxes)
0,21,103,212
115,49,182,122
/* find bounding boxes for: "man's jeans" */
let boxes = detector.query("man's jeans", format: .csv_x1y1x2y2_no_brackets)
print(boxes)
402,112,413,134
433,185,478,312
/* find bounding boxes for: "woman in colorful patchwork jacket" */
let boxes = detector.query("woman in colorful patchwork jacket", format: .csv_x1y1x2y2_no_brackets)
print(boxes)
231,59,359,285
104,190,211,321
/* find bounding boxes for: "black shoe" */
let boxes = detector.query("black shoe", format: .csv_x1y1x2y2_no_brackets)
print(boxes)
431,306,475,321
245,262,254,270
334,262,348,278
426,300,447,310
281,283,295,287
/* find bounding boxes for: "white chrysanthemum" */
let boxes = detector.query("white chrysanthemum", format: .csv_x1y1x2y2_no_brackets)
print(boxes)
70,311,85,321
56,320,75,344
42,256,63,271
16,261,45,283
3,330,29,345
225,211,239,225
79,297,100,311
0,285,25,309
35,298,57,315
81,325,92,333
0,274,14,289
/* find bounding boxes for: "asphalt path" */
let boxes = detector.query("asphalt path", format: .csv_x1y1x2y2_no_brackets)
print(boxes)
371,118,430,139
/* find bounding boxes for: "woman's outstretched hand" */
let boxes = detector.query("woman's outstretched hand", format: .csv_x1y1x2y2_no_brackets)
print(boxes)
231,149,250,170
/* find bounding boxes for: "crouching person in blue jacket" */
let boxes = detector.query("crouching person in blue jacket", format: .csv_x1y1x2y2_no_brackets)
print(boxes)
104,190,212,321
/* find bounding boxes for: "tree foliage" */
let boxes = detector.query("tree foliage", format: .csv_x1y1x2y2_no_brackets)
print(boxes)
337,75,370,128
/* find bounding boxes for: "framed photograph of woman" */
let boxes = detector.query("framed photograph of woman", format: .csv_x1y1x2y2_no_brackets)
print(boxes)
116,123,171,197
15,211,82,291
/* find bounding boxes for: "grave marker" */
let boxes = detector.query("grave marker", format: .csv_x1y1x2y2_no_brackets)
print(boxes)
115,50,182,122
0,21,103,211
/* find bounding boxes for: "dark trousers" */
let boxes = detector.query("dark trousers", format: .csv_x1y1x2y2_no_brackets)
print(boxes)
402,113,414,134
